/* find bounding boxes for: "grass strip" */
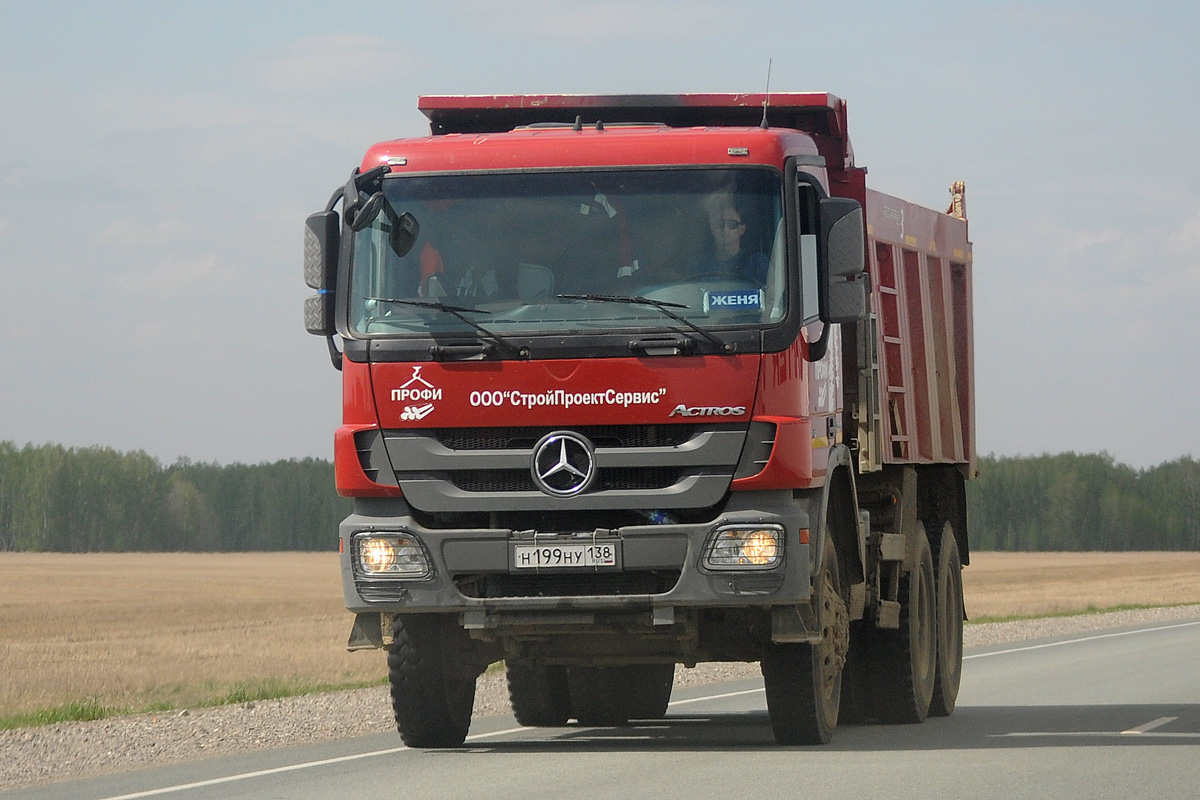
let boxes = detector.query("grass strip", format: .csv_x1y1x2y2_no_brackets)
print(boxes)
967,601,1200,625
2,701,124,730
0,677,387,732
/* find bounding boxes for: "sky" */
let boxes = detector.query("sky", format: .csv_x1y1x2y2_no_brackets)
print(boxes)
1,1,1198,470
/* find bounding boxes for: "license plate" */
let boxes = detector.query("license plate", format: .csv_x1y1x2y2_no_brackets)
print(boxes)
513,542,618,569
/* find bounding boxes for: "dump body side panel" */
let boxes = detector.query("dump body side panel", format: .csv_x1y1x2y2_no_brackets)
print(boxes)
864,189,974,474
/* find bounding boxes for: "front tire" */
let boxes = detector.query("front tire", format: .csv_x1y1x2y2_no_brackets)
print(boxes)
761,536,848,745
387,615,477,747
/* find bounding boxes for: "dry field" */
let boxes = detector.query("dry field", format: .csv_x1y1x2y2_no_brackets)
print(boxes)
961,551,1200,618
3,551,1200,718
0,553,376,719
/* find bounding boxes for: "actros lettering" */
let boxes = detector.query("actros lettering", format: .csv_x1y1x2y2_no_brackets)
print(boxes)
668,404,747,418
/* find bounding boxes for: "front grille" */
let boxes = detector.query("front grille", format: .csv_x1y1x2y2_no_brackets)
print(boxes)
449,467,684,493
435,424,701,451
455,570,681,598
385,422,743,511
452,470,537,492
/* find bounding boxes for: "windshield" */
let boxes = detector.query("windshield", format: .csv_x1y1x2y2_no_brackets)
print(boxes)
348,168,786,337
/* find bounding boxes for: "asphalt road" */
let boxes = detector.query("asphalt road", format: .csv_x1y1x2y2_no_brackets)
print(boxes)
9,618,1200,800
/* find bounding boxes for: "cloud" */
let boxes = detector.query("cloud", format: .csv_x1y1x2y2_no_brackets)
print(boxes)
448,0,726,39
1,161,34,187
39,88,260,138
115,253,236,300
1028,215,1200,349
246,34,418,93
1057,227,1122,255
1173,207,1200,250
156,253,235,293
984,6,1141,41
100,218,193,248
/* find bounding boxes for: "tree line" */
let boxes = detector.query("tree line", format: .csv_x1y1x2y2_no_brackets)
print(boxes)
1,442,1197,552
967,452,1200,551
0,442,350,552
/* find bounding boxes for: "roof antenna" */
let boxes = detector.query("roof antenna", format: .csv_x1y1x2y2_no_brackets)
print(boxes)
760,58,773,129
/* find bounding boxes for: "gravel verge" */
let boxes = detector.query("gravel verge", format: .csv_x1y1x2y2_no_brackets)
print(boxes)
4,604,1199,792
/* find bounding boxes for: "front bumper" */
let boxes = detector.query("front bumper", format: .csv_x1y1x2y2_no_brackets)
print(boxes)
340,491,814,622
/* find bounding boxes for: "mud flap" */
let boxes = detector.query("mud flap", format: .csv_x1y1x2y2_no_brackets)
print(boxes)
347,612,394,651
771,602,822,644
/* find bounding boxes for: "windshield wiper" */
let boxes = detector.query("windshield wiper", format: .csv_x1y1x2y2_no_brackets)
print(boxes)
367,297,528,358
556,294,733,353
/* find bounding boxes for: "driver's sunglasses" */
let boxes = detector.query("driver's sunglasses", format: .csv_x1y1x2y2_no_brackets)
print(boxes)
720,218,744,230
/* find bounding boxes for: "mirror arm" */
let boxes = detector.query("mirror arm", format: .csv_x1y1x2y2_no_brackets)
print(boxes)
806,322,830,362
326,335,343,371
325,187,343,214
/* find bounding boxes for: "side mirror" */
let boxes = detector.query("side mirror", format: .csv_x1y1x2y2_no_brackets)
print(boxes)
348,192,385,232
388,210,419,258
303,211,339,336
348,192,419,257
819,198,868,324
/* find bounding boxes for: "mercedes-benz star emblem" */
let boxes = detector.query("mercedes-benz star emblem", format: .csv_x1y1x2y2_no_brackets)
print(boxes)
531,432,596,497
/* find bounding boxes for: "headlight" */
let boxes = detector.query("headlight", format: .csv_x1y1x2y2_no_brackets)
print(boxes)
703,525,783,570
354,533,430,578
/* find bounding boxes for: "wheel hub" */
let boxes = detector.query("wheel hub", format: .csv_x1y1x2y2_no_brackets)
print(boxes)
819,569,850,680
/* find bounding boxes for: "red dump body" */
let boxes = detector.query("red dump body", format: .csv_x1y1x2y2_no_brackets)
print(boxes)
863,189,974,473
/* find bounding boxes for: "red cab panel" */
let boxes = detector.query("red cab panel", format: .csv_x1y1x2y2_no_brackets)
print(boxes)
369,355,761,429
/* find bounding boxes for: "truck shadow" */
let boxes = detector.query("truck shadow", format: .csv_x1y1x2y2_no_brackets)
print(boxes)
455,704,1200,754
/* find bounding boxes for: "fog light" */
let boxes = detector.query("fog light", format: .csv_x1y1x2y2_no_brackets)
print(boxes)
355,533,430,578
704,525,783,570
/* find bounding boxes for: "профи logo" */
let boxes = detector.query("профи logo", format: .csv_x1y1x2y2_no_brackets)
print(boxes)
393,366,442,422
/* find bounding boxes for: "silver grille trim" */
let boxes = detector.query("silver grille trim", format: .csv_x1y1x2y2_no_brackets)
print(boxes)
383,426,747,512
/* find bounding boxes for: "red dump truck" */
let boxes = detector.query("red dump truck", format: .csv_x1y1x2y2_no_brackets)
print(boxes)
304,93,974,746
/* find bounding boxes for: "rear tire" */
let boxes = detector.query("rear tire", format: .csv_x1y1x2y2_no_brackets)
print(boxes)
387,615,477,748
506,662,572,727
929,522,964,717
836,620,872,725
623,664,675,720
862,523,937,723
761,536,848,745
567,667,632,726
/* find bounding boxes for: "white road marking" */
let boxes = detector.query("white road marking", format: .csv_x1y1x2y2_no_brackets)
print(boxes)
95,725,528,800
92,689,766,800
964,619,1200,660
668,687,764,707
997,714,1192,739
1122,716,1178,735
997,730,1200,740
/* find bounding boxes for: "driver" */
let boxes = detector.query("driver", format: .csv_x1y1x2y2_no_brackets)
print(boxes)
686,196,769,284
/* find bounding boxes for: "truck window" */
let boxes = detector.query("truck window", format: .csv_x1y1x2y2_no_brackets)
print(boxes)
348,168,787,337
